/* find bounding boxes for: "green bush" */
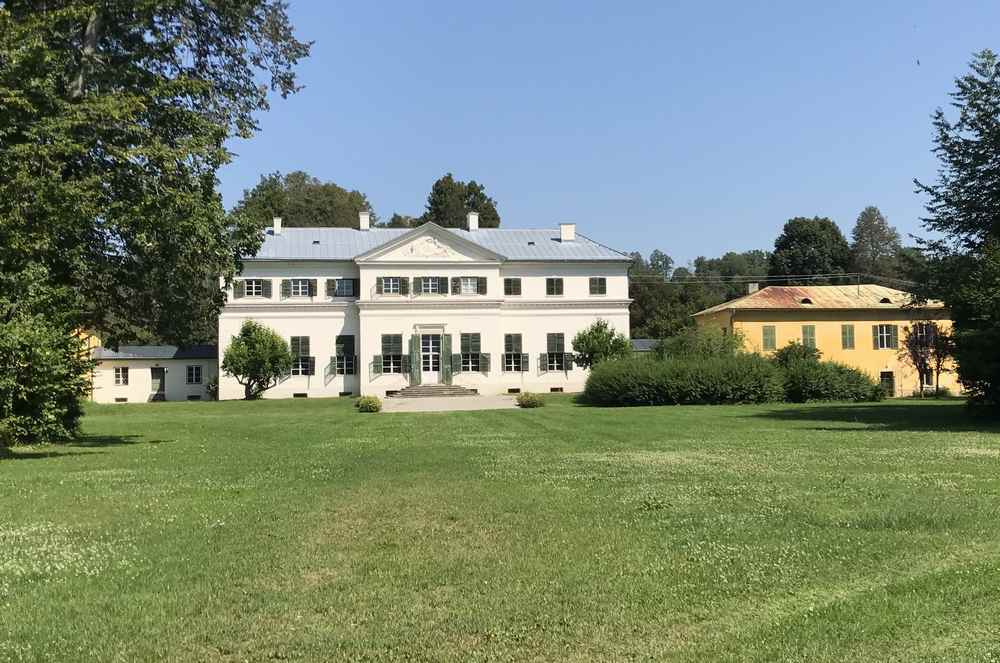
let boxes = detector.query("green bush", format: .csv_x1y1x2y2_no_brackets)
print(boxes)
782,361,883,403
355,395,382,412
583,356,784,406
771,341,822,368
515,392,545,408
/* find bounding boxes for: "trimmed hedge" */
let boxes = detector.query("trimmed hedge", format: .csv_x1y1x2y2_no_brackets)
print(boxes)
782,361,884,403
583,356,784,406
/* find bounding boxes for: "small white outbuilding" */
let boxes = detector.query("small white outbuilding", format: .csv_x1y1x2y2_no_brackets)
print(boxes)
91,345,218,403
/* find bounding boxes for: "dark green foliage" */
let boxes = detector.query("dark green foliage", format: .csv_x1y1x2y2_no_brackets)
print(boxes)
418,173,500,228
232,171,376,228
571,320,632,369
355,396,382,413
221,321,293,400
515,392,545,408
768,217,851,280
654,326,745,360
781,361,883,403
583,356,784,406
771,341,822,369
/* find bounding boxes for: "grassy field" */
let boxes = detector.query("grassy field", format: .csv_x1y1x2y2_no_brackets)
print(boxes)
3,397,1000,662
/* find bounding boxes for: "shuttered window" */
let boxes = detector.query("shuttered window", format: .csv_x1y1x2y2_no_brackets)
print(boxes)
335,335,356,375
290,279,310,297
874,324,898,349
546,333,566,370
244,279,264,297
762,326,776,351
841,324,855,350
503,334,525,372
504,278,521,296
381,334,404,373
460,333,481,372
801,325,816,349
589,277,607,295
546,278,564,296
290,336,314,375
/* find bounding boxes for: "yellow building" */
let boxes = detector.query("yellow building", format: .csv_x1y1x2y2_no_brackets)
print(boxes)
693,285,959,397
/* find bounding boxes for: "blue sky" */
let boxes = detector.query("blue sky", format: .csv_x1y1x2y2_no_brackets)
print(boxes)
218,1,999,265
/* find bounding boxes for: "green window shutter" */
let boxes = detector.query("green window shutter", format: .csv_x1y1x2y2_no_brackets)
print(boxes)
441,334,453,384
307,357,316,376
841,324,854,349
414,276,424,294
375,277,384,295
262,280,272,298
409,336,421,383
539,353,548,372
352,279,360,297
280,279,291,298
890,325,899,349
480,353,490,373
451,277,461,294
438,276,448,293
520,353,529,372
308,279,317,296
478,277,487,295
233,280,245,298
400,277,409,295
547,333,565,354
802,325,815,349
872,325,879,349
451,353,463,373
372,355,382,375
564,353,574,371
326,279,336,297
301,337,310,357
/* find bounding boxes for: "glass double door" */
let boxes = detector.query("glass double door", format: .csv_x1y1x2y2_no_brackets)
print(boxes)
420,334,441,384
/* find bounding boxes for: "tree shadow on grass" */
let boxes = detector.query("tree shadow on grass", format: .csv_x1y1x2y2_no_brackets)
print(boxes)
1,434,169,461
747,401,1000,434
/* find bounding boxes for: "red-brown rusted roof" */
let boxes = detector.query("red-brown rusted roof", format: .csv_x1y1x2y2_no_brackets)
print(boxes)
693,285,945,316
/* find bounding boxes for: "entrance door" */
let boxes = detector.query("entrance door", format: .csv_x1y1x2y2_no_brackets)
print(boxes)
879,371,895,398
421,334,441,384
150,367,166,401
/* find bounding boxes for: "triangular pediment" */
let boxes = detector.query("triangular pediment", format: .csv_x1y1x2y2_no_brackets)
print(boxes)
355,223,504,263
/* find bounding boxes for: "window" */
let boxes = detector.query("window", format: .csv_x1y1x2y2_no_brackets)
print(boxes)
914,322,935,345
504,334,524,372
504,278,522,296
244,279,264,297
589,277,607,295
382,277,401,295
290,336,313,375
841,324,855,350
186,365,202,384
290,279,311,297
874,324,898,350
461,333,481,372
420,277,441,295
762,326,776,351
460,277,479,295
334,279,355,297
381,334,403,373
114,367,129,386
801,325,816,349
335,335,356,375
546,333,566,370
546,278,564,296
921,370,934,388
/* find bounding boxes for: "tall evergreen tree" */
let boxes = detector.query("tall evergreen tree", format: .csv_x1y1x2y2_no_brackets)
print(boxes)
232,171,376,228
915,49,1000,406
419,173,501,228
768,217,851,281
849,206,902,276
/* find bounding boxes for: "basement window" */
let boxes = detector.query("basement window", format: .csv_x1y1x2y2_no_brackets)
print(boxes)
293,393,308,398
114,397,128,403
338,391,354,397
187,395,201,401
549,387,564,393
507,388,521,394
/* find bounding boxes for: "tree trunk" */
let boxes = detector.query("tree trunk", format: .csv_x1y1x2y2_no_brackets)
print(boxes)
244,382,253,400
70,10,101,99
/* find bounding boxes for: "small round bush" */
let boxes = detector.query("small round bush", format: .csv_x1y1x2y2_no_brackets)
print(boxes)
782,361,882,403
516,392,545,408
355,395,382,412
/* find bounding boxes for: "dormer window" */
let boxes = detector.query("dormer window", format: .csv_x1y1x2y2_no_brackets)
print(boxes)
800,297,813,305
879,297,892,304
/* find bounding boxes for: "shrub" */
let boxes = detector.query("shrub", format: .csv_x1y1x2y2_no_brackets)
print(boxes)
516,392,545,408
583,355,784,406
221,320,293,400
782,361,883,403
355,395,382,412
204,376,219,401
571,320,632,369
771,341,822,368
654,326,745,360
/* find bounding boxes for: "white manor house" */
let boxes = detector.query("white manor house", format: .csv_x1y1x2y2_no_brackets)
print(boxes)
217,212,631,399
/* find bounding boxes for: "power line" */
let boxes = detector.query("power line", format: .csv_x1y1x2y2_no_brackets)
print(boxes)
627,272,919,287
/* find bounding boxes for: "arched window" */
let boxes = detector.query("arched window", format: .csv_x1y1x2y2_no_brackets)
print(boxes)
800,297,813,305
879,297,892,304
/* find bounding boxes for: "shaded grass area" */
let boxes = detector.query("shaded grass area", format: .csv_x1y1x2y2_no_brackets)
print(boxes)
3,397,1000,661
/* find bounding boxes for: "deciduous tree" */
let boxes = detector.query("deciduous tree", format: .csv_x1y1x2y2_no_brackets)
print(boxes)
768,217,851,281
221,321,293,400
418,173,501,228
571,320,632,369
232,171,376,228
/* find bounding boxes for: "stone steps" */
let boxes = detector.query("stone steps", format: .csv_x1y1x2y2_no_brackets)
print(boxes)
391,384,478,398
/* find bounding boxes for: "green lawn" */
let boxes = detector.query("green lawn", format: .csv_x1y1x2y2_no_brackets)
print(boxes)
3,397,1000,662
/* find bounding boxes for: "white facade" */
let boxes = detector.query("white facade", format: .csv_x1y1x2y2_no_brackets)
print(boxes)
218,220,631,399
92,355,218,403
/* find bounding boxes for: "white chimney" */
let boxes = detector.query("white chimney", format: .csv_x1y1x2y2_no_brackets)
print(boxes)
272,217,282,235
747,282,760,294
359,210,370,231
559,222,576,242
467,211,479,231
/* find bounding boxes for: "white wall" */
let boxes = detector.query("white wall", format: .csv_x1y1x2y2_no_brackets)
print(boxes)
92,358,218,403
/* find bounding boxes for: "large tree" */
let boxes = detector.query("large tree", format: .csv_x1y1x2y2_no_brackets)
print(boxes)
915,49,1000,406
768,217,851,281
0,2,310,348
849,206,902,276
418,173,501,228
232,171,376,228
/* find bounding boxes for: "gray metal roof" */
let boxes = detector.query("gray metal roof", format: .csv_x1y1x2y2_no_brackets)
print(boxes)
94,345,218,360
247,225,629,261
